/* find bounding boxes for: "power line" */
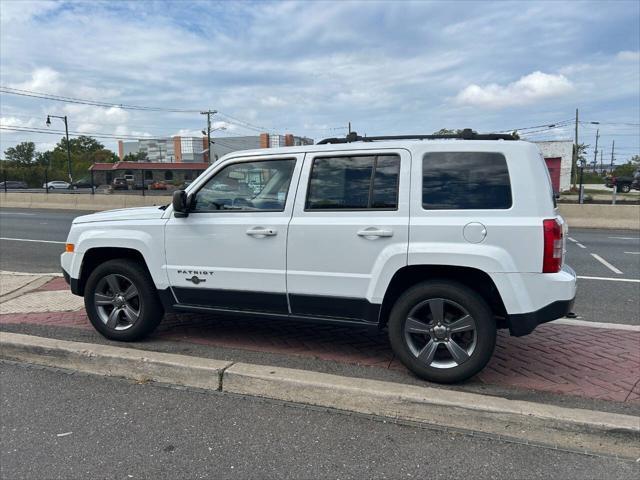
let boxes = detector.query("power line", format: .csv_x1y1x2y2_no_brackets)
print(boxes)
0,125,170,140
496,119,574,133
0,86,201,113
0,86,281,134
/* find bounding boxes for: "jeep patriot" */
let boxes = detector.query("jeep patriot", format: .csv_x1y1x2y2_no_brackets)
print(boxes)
62,130,577,383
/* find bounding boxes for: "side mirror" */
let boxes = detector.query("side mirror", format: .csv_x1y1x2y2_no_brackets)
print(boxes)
172,190,189,218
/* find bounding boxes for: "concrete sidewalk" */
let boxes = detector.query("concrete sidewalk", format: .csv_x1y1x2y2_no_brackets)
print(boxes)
1,272,639,406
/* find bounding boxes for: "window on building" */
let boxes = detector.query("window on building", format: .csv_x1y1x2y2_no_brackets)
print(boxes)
144,171,153,180
305,155,400,210
164,171,174,181
192,159,295,212
422,152,512,210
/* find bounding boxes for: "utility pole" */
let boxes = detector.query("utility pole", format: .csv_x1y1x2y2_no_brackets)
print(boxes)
610,140,615,169
572,108,579,188
592,129,599,173
46,114,73,183
600,149,603,173
200,110,217,163
348,122,352,134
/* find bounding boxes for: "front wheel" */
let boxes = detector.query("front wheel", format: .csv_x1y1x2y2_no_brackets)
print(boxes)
388,281,496,384
84,259,163,341
619,184,631,193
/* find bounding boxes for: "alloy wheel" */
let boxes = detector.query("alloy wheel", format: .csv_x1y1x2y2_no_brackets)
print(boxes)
93,274,141,331
403,298,477,369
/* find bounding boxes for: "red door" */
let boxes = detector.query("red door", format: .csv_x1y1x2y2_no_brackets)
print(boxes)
545,157,561,192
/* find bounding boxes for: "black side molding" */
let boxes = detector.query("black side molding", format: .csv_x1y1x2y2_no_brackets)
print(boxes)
507,298,575,337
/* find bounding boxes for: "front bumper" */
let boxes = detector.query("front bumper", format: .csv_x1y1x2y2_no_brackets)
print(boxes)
62,267,81,296
506,296,575,337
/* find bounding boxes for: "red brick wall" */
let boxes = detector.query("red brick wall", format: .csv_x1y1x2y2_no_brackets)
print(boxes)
173,137,182,163
202,137,209,163
260,133,270,148
285,134,294,146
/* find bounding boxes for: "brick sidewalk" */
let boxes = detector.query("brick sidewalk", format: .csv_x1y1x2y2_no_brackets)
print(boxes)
1,278,639,404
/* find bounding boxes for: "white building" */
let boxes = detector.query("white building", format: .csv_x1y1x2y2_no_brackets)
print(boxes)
533,140,574,192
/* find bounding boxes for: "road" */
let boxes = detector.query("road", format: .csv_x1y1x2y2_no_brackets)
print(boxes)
0,207,638,325
1,361,637,480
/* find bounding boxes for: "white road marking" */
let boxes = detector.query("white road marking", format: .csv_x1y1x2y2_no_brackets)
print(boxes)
577,275,639,283
590,253,623,274
608,236,639,241
0,237,65,244
567,236,586,248
624,251,640,255
0,212,36,216
552,318,640,332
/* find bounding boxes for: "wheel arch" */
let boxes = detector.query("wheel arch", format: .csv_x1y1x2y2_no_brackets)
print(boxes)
378,265,508,328
77,247,149,296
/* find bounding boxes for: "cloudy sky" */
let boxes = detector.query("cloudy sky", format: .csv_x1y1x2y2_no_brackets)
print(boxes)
1,0,638,162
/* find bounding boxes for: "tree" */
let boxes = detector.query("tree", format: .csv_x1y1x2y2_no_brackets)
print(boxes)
571,143,591,187
4,142,36,166
432,128,461,135
122,151,148,162
577,143,590,164
613,155,640,177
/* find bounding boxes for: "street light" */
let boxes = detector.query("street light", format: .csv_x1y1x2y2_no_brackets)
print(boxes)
46,114,73,183
201,126,226,163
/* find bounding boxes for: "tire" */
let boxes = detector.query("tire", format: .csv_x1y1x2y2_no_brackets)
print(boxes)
619,184,631,193
387,280,496,384
84,259,164,341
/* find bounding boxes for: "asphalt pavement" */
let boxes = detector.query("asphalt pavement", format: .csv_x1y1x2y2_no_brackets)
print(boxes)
1,361,637,480
0,207,638,324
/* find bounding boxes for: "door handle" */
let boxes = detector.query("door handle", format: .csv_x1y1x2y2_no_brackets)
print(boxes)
357,228,393,238
246,227,277,237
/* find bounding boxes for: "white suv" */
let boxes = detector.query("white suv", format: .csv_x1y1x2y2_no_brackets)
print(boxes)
61,130,576,383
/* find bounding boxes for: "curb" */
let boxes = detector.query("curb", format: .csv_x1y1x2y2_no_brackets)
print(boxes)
0,332,231,390
1,332,638,458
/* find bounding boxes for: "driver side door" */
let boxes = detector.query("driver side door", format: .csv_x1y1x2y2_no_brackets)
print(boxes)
164,154,303,314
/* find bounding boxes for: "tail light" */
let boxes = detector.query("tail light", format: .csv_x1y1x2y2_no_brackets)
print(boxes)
543,219,563,273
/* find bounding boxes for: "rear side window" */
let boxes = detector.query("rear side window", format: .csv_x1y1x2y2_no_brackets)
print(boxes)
422,152,512,210
306,155,400,210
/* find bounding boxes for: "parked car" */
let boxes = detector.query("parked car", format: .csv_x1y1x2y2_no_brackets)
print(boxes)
43,180,71,189
111,178,129,190
0,180,28,189
605,170,640,193
61,129,576,384
71,178,93,189
149,181,169,190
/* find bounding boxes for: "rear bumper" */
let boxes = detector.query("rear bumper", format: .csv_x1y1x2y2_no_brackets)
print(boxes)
506,296,575,337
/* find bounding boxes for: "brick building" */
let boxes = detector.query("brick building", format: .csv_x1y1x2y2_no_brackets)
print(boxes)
89,162,209,187
118,133,314,164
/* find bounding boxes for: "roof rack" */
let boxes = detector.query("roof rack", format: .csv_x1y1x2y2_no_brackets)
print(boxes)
316,128,518,145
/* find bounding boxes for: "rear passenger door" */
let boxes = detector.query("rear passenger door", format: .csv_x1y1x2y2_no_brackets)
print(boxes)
286,149,410,322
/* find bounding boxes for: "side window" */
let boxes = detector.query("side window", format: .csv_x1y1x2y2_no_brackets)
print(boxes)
192,159,296,212
306,155,400,210
422,152,512,210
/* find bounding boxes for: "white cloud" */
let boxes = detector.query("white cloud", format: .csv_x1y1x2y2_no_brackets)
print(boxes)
9,67,65,94
616,50,640,62
0,0,59,25
455,72,574,109
260,96,287,108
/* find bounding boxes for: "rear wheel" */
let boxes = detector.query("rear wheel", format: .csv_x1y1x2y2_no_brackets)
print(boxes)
388,281,496,383
619,184,631,193
84,259,163,341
